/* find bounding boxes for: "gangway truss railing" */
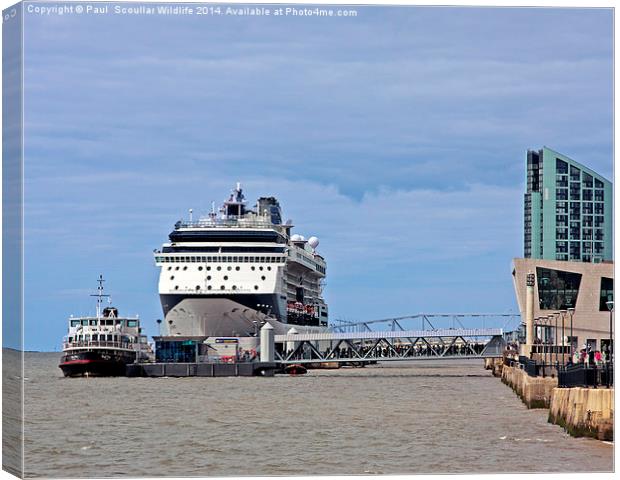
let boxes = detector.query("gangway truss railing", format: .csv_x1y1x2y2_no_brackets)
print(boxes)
274,327,506,365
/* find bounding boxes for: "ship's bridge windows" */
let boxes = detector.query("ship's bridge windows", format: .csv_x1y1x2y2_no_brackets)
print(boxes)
127,320,138,327
92,334,98,341
71,320,80,327
106,334,113,341
89,320,97,326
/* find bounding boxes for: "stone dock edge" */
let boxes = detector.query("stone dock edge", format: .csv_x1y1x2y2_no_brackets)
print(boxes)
485,359,614,441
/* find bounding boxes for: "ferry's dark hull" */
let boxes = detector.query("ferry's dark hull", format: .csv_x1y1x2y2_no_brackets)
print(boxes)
59,350,135,377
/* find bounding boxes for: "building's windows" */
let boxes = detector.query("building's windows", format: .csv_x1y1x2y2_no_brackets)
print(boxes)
582,203,593,214
556,177,568,187
569,183,580,200
557,202,568,214
582,189,593,201
569,242,580,259
570,165,581,181
570,226,580,239
536,267,582,310
594,203,605,215
595,178,605,189
595,190,604,202
582,255,591,263
594,242,604,255
556,159,569,174
556,254,569,261
595,216,604,228
555,241,568,253
556,215,568,226
556,189,568,201
582,243,593,254
594,229,604,241
583,216,593,227
599,277,613,311
582,172,593,188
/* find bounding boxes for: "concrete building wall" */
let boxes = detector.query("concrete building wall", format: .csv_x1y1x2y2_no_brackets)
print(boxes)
512,258,613,350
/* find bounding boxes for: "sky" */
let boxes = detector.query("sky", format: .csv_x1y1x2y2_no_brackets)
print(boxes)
15,3,613,351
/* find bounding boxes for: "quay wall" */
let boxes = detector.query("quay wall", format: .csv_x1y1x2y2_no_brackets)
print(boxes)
548,387,614,441
500,364,557,409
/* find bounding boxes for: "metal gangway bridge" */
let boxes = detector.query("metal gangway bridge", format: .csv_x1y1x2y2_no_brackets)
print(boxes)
273,313,520,365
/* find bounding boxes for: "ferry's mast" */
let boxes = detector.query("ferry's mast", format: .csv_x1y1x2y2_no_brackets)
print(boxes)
90,274,110,319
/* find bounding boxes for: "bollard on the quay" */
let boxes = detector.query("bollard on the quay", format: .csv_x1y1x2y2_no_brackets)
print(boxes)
260,322,275,362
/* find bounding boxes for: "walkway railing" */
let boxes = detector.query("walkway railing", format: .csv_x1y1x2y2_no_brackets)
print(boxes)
558,363,613,388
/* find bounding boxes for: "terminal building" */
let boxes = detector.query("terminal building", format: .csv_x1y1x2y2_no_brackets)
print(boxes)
516,147,613,357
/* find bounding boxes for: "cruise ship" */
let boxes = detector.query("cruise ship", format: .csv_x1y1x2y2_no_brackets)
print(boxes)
153,183,328,338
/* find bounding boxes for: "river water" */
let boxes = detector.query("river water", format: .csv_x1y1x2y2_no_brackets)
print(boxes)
17,352,613,477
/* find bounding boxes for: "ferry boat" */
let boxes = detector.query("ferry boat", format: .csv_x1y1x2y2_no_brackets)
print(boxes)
59,276,150,377
153,183,328,338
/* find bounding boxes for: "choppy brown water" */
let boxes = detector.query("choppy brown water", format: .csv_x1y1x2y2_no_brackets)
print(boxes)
18,352,613,477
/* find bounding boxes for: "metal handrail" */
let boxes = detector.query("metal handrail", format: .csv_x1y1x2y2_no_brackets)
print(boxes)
63,340,134,350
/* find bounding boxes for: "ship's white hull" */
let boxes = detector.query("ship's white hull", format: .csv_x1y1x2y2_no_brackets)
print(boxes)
162,296,325,337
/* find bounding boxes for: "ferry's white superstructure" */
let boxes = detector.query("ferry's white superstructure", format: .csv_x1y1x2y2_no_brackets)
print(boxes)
153,184,328,337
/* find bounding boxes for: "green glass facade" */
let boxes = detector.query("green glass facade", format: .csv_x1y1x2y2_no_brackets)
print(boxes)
524,147,612,263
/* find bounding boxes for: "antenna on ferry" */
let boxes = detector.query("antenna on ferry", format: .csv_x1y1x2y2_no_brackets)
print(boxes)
90,274,110,319
189,208,193,223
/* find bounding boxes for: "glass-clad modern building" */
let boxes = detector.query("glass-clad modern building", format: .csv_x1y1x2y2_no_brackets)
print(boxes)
524,147,612,263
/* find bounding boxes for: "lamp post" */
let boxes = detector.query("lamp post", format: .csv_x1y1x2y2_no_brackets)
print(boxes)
568,307,575,358
606,301,613,365
560,310,567,364
547,315,555,368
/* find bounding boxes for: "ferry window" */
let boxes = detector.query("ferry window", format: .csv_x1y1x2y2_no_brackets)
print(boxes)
167,267,172,271
90,320,97,326
127,320,138,327
85,335,90,341
115,320,121,325
190,257,196,263
236,266,240,271
260,257,265,263
232,285,237,290
92,334,98,341
196,286,201,291
227,266,232,271
250,257,255,263
198,266,203,271
254,286,259,290
207,276,211,280
170,276,175,280
220,285,225,290
107,334,113,341
224,276,229,280
227,256,232,262
207,266,211,271
267,266,271,271
233,256,238,262
175,266,179,271
259,266,264,271
243,257,248,262
217,266,221,271
261,276,266,281
251,266,256,271
81,320,89,326
183,266,188,271
207,257,212,262
68,336,73,342
207,286,212,290
174,286,179,290
71,320,80,327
